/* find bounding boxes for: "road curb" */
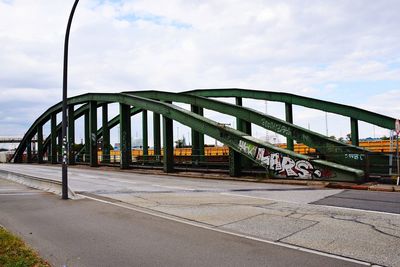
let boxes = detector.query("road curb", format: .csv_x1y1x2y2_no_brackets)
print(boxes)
326,182,399,192
0,169,79,199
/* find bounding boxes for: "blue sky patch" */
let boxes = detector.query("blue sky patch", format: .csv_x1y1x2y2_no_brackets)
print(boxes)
117,13,192,29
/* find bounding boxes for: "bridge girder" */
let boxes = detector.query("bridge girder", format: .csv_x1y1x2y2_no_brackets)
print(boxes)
12,89,396,182
125,90,376,168
186,88,395,130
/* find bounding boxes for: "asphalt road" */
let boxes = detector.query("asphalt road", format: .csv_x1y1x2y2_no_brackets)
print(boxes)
0,179,363,267
312,189,400,214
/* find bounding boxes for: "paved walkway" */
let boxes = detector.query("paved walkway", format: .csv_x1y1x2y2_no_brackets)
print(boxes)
1,164,399,266
0,179,366,267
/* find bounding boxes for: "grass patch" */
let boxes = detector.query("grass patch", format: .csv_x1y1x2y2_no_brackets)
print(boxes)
0,227,50,267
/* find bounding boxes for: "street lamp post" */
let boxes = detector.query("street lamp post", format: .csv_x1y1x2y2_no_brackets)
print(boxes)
62,0,80,199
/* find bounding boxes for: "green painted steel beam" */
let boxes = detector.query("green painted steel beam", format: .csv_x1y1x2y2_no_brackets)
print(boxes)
42,104,90,158
235,97,244,132
12,98,111,162
26,141,32,163
198,108,204,158
190,105,204,164
37,124,43,164
84,112,90,163
110,92,361,181
126,91,374,168
153,112,161,159
234,97,251,173
102,104,110,163
120,103,132,169
15,87,396,164
351,118,359,147
49,103,101,162
285,103,294,151
163,114,174,172
142,110,148,159
12,92,365,182
74,107,142,158
50,114,57,164
14,89,396,164
89,101,98,167
186,88,395,130
235,97,252,135
229,147,241,177
68,105,75,165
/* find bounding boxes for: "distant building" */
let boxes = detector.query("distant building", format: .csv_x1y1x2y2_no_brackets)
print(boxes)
114,143,120,151
0,151,13,163
360,137,382,141
132,138,143,148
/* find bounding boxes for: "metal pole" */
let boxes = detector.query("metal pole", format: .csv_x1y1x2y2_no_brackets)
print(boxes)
397,134,399,186
62,0,80,200
325,112,328,136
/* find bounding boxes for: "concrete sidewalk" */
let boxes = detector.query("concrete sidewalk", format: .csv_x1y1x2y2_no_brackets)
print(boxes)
0,179,364,267
81,190,400,267
1,164,400,266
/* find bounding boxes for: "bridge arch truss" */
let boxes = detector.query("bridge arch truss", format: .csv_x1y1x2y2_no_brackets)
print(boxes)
12,89,396,183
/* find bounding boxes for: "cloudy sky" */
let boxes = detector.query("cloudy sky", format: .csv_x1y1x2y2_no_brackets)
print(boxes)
1,0,400,147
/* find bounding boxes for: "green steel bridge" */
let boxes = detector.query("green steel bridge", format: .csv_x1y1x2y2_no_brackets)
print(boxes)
11,89,397,183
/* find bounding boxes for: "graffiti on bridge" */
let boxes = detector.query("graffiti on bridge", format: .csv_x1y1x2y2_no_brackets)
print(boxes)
261,119,291,137
238,140,326,179
345,153,365,161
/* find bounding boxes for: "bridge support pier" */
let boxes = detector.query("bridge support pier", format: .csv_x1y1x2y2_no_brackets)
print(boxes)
233,97,253,175
26,141,32,163
153,112,161,162
89,101,98,167
191,105,204,165
163,115,174,172
102,104,110,164
285,103,294,151
142,110,148,163
351,118,359,146
68,105,75,165
120,103,132,169
229,147,241,177
84,112,90,163
50,113,57,164
37,124,43,164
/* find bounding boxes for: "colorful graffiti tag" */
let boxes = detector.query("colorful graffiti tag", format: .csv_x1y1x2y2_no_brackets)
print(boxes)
238,140,323,179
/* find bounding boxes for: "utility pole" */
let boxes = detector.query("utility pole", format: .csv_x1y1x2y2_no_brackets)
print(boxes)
325,112,329,136
62,0,80,200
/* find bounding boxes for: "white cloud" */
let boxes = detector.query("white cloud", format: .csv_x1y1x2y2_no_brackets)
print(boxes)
0,0,400,140
360,90,400,117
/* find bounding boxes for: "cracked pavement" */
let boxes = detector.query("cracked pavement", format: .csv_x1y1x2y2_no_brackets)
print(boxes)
1,164,399,267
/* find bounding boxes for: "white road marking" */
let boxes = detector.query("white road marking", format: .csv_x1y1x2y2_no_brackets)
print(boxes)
107,178,138,184
315,204,400,217
221,192,299,204
151,184,195,191
222,192,400,217
78,193,374,266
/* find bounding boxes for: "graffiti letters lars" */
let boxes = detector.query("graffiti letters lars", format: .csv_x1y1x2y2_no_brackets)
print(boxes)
238,140,324,179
